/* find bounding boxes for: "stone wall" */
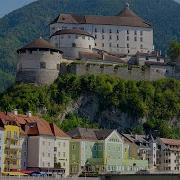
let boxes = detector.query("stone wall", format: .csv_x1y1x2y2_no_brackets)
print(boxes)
60,62,167,81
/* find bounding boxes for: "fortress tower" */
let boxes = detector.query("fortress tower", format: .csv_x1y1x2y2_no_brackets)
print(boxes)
16,38,63,85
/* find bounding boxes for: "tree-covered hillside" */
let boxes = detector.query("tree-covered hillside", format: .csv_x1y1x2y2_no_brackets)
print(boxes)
0,75,179,138
0,0,180,92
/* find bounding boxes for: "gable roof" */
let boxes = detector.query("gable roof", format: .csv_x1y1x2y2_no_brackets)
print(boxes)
50,123,70,138
67,127,114,140
51,5,151,28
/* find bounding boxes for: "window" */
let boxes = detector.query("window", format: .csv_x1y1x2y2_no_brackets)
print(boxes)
146,56,149,60
109,35,112,40
80,27,84,30
63,162,65,167
48,162,50,167
89,45,91,49
88,37,90,40
63,152,66,157
102,29,105,33
95,34,97,39
134,30,137,35
48,153,50,157
75,35,78,39
140,31,143,36
127,36,129,41
95,28,97,32
102,43,104,47
134,37,137,41
58,152,61,157
117,44,119,48
109,43,112,47
109,29,112,33
63,142,66,147
140,37,143,42
117,30,119,33
102,35,104,39
95,43,97,46
140,44,143,49
128,50,130,54
40,62,46,69
42,152,45,157
57,64,60,70
82,36,85,39
72,145,76,150
68,35,71,38
127,30,129,34
127,44,129,48
117,36,119,40
72,43,76,47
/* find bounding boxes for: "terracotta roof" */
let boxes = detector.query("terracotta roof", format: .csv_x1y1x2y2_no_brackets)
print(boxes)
50,123,70,138
51,6,151,28
0,112,65,137
67,127,114,140
17,38,63,53
160,138,180,146
51,29,94,38
79,51,103,60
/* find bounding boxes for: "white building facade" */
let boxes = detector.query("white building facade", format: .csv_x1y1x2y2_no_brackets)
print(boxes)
50,4,154,56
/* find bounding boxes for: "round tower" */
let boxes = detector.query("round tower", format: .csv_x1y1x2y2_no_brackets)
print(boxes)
16,38,63,85
50,29,95,59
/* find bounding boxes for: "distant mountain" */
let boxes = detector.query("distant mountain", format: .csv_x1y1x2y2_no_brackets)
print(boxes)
0,0,180,92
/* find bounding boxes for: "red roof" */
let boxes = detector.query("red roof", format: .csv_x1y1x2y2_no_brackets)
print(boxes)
160,138,180,146
0,112,67,137
50,124,70,138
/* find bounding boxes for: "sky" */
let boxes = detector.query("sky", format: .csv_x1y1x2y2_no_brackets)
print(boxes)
0,0,36,17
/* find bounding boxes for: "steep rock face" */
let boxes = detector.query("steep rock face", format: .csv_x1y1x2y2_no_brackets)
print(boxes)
62,95,146,131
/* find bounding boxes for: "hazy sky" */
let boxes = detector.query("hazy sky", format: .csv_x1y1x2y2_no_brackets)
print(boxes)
0,0,36,17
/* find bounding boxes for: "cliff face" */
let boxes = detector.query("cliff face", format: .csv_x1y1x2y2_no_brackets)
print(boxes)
60,95,148,131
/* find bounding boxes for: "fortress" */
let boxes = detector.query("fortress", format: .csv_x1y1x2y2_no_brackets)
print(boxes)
16,3,180,85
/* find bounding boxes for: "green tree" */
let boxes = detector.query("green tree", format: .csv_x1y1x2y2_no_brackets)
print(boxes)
167,40,180,61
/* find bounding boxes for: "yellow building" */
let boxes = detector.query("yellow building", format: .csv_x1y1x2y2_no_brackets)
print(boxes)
1,120,21,172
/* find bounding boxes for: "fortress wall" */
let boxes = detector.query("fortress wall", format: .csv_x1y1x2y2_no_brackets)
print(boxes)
60,63,166,81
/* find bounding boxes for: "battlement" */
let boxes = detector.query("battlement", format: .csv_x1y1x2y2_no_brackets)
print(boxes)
59,61,170,81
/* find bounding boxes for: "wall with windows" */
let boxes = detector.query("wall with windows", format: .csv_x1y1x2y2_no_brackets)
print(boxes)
16,49,62,85
27,136,55,169
50,33,95,59
50,23,153,55
54,138,70,176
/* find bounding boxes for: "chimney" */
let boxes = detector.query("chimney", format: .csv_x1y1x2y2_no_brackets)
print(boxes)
26,111,32,117
13,109,18,116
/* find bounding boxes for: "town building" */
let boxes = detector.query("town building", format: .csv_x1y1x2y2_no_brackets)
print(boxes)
0,118,21,172
50,3,154,56
0,127,4,172
68,128,148,175
51,124,71,176
156,138,180,171
0,112,70,176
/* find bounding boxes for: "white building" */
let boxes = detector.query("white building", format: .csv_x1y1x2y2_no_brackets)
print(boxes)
50,29,95,59
50,3,154,56
27,122,55,170
51,124,71,176
0,128,4,172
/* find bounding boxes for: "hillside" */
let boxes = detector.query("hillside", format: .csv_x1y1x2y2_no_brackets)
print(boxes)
0,74,180,138
0,0,180,92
